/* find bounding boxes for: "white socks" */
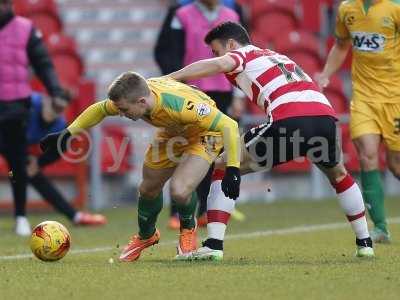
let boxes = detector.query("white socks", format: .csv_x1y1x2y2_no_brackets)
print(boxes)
331,174,370,239
207,170,235,241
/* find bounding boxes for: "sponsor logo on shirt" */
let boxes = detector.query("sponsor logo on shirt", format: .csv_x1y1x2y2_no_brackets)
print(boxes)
196,103,211,117
351,32,386,52
345,15,355,26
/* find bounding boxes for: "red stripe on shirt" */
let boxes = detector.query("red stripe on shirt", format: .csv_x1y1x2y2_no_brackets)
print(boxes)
245,49,276,64
228,53,240,71
256,64,294,87
225,73,238,86
251,82,260,103
269,81,320,102
271,101,337,121
230,50,246,70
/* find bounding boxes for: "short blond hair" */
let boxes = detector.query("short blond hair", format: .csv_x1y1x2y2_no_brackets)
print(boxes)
107,72,150,102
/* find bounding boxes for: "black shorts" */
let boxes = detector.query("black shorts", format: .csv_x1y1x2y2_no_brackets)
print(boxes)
243,116,340,170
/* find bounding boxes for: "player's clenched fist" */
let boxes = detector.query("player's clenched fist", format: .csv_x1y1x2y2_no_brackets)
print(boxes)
221,167,241,200
40,129,71,153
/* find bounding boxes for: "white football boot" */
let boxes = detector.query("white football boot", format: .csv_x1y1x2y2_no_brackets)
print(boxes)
355,237,375,258
190,246,223,261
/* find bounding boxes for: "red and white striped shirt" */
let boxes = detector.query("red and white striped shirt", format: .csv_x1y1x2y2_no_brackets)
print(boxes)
226,45,336,121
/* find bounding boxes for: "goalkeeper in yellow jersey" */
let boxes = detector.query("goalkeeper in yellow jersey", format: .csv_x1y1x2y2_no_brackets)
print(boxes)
317,0,400,243
40,72,241,262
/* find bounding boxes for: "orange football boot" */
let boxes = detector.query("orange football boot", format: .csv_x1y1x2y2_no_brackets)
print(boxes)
74,212,107,226
176,227,197,257
119,229,160,262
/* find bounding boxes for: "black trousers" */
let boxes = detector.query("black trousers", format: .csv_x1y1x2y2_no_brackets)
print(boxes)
29,171,77,220
170,91,233,217
0,118,28,217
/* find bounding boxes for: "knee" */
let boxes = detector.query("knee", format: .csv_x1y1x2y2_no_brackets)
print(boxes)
139,181,162,199
170,180,192,204
357,149,379,170
327,163,348,183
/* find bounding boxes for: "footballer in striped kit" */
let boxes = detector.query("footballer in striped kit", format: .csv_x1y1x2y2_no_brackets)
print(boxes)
170,21,374,260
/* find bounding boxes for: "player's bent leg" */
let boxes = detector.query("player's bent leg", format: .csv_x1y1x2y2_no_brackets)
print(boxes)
119,166,174,262
170,154,211,259
192,169,234,261
353,135,389,242
192,141,257,262
317,163,374,257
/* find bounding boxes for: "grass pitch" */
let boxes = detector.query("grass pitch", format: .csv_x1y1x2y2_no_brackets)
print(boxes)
1,198,400,300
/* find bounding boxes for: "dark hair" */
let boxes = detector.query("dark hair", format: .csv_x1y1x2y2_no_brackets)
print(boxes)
204,21,250,45
108,71,150,102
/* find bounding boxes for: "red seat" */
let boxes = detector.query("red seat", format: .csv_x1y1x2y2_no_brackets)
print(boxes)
327,74,345,93
13,0,58,18
289,52,321,78
250,0,297,21
326,37,352,71
45,33,77,56
341,124,360,172
340,125,387,172
101,126,133,174
324,89,348,114
253,12,297,45
29,13,62,38
300,0,324,32
52,54,84,89
64,80,96,123
274,30,321,60
251,31,270,48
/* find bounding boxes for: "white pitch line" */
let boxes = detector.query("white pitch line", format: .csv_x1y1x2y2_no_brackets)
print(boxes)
2,217,400,261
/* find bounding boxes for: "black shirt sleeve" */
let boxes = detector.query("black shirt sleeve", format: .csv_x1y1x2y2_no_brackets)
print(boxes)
154,5,185,74
26,27,63,97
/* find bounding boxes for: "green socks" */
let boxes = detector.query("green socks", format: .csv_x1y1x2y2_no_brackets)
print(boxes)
361,170,387,233
175,192,197,230
138,192,163,239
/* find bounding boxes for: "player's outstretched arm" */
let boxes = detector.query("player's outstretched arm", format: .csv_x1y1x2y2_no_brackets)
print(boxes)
67,100,118,134
316,39,351,90
40,100,118,159
168,54,237,82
